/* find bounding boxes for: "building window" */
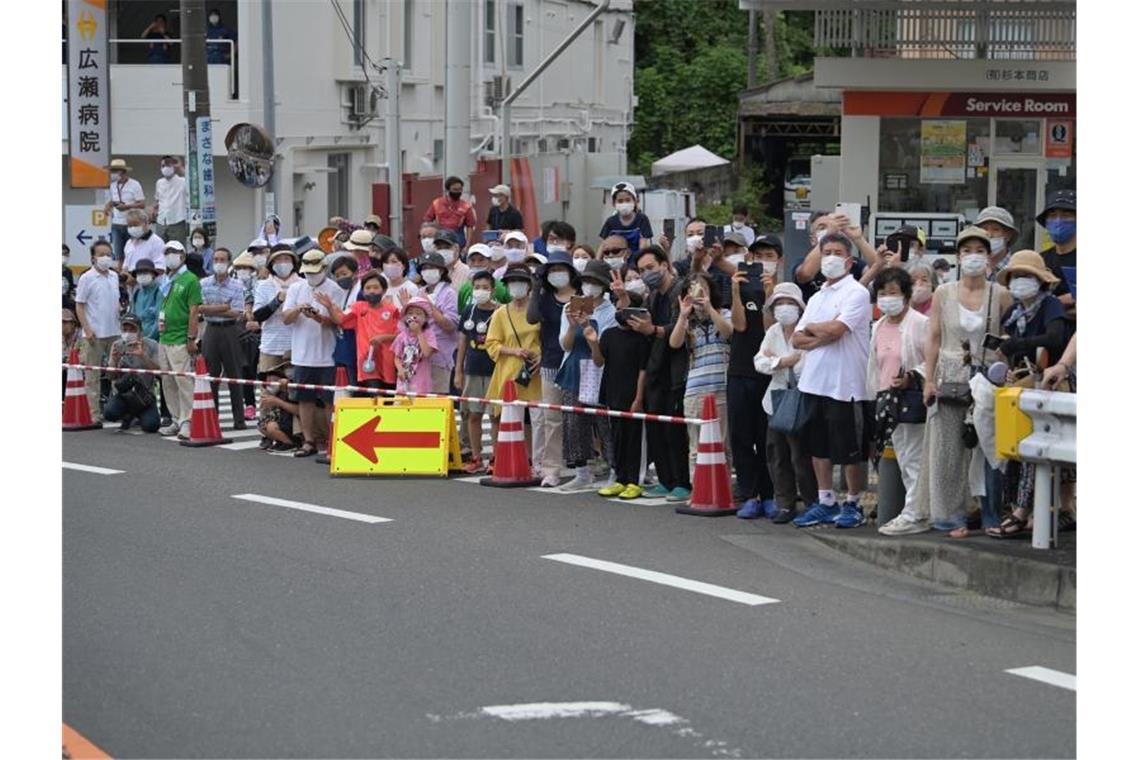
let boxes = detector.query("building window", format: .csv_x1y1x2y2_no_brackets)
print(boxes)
352,0,365,67
484,0,496,64
507,2,524,68
404,0,415,69
328,153,350,219
877,118,990,220
989,18,1035,60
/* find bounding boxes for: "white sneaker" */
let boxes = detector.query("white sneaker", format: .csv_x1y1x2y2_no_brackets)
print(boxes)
159,422,180,436
557,473,595,493
878,513,931,536
540,471,562,488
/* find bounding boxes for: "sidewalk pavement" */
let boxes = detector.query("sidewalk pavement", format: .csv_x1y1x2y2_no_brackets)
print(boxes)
805,526,1075,613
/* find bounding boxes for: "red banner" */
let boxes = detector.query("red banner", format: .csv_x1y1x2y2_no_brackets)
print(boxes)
844,91,1076,118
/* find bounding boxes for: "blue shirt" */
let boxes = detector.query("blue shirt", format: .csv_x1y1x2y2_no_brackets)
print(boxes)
206,25,236,64
130,284,163,340
199,274,245,322
555,299,616,394
599,211,653,265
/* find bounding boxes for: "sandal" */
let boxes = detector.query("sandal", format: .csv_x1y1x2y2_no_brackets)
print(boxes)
1058,510,1077,533
986,514,1030,539
293,441,318,458
948,526,971,539
461,458,485,474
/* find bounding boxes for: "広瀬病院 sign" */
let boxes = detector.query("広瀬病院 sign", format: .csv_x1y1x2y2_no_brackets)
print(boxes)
67,0,110,188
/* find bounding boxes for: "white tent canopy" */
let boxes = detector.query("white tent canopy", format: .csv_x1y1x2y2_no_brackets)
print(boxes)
650,145,730,176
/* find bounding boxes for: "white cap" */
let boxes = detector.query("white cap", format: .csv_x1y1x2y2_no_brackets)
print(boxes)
164,240,186,253
503,230,528,246
490,184,511,197
467,243,493,260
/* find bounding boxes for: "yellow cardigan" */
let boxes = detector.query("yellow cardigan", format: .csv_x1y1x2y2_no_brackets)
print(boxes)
485,300,543,405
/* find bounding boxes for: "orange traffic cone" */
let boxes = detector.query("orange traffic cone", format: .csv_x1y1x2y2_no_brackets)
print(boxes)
63,347,102,431
317,365,350,465
675,394,734,516
180,355,230,447
480,380,540,488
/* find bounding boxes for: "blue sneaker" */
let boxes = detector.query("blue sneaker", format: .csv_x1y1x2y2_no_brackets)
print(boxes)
644,483,670,498
736,499,762,519
760,499,779,519
665,486,692,503
793,502,841,528
834,501,866,529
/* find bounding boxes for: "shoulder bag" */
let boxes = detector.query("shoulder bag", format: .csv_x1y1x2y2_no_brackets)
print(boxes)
504,307,532,388
767,362,817,435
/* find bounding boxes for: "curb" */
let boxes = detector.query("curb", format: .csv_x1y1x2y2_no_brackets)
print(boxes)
805,532,1075,613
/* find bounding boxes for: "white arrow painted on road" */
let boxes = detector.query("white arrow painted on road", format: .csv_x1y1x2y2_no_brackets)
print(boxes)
1005,666,1076,691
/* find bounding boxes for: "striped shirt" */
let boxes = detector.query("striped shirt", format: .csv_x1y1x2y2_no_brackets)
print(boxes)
684,311,732,400
254,275,299,354
199,274,246,323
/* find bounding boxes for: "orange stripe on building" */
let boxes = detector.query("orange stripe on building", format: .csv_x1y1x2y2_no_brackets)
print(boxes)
919,91,952,117
510,157,541,241
843,91,932,116
63,723,112,759
70,158,110,189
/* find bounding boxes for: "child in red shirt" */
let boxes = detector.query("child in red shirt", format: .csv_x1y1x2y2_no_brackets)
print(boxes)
322,270,399,394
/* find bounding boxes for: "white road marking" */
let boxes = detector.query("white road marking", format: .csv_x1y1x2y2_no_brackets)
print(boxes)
231,493,391,524
1005,666,1076,691
219,439,268,450
606,497,672,507
542,553,780,606
62,462,124,475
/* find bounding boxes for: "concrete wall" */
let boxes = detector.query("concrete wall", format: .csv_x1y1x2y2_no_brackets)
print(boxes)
837,115,880,215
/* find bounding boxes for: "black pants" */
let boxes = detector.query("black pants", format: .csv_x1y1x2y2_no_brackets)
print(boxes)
610,416,643,486
202,322,245,420
645,381,690,490
727,374,774,500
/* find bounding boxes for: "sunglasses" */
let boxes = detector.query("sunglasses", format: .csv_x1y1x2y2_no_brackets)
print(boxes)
602,249,629,256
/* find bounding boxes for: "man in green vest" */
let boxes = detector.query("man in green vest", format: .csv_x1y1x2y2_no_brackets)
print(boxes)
158,241,203,438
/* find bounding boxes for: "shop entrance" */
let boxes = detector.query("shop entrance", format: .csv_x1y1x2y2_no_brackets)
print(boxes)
990,157,1045,252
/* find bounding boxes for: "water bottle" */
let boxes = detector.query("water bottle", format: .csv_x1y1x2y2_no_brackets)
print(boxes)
362,345,376,374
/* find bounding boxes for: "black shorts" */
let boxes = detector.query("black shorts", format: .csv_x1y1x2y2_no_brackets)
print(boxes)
292,365,336,405
803,394,874,465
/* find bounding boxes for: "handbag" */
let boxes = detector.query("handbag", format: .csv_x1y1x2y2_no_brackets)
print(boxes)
768,370,816,434
115,375,155,413
504,307,532,388
936,380,972,406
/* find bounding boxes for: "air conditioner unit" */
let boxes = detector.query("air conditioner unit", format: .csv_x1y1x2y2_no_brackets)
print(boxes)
350,84,370,118
483,75,511,108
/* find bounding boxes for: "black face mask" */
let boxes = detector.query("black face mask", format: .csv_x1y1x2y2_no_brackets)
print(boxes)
370,258,385,270
363,293,384,305
449,190,462,201
335,276,354,290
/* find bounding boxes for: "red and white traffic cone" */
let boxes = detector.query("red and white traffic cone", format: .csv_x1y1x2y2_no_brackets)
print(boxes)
317,365,350,465
63,347,102,431
675,394,734,516
480,380,540,488
180,355,230,447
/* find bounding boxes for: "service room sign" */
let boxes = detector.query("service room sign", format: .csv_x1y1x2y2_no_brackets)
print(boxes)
66,0,110,188
844,91,1076,118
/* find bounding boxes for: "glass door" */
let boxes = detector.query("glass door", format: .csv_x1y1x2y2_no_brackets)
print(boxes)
989,157,1045,252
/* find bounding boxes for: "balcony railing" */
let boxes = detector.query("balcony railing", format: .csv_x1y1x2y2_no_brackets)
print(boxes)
63,38,237,97
814,7,1076,60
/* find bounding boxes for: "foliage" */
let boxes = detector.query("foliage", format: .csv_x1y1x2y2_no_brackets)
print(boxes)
696,166,782,232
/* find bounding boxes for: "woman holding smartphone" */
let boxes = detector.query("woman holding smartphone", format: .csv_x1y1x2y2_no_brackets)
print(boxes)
485,265,544,462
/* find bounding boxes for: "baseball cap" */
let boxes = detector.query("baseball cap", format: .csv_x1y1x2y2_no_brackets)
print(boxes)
119,313,142,329
299,249,327,273
164,240,186,253
723,231,748,248
466,243,493,262
489,184,511,197
749,234,783,256
503,230,528,246
433,229,462,247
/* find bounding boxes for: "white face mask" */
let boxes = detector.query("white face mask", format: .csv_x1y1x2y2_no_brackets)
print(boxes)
214,263,229,276
272,261,293,278
616,202,635,216
727,253,746,267
878,295,905,317
1009,276,1041,301
685,235,703,253
604,256,625,270
959,253,988,277
437,249,455,266
421,238,435,254
546,244,568,256
383,263,404,281
547,271,571,289
235,269,253,283
572,258,588,273
192,236,205,249
254,254,268,269
731,221,745,230
208,14,220,24
94,255,112,272
505,247,526,264
625,278,647,296
164,253,183,271
121,330,139,342
136,273,154,286
911,283,932,304
507,282,530,300
127,226,144,239
472,288,492,305
582,282,604,298
820,254,848,280
761,261,778,276
489,244,506,261
422,268,442,286
773,304,800,327
111,171,123,182
989,236,1007,256
305,271,327,287
161,166,174,178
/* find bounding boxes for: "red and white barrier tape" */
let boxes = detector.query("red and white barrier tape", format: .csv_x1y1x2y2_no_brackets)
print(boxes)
62,363,704,425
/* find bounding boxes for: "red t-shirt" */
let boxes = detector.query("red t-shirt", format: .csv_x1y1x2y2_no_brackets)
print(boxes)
341,300,399,383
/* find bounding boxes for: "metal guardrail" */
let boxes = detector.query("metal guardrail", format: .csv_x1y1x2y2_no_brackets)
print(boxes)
63,38,237,97
814,7,1076,60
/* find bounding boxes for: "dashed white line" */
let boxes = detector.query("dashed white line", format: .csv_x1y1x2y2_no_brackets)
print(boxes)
231,493,392,524
542,553,780,606
1005,666,1076,691
62,462,124,475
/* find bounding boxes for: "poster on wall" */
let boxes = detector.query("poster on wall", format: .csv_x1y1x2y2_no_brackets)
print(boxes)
920,120,967,184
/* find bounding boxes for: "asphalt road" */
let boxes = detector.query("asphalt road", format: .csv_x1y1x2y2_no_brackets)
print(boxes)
63,424,1075,759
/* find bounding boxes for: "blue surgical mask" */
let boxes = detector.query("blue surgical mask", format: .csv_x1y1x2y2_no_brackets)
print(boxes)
1046,218,1076,245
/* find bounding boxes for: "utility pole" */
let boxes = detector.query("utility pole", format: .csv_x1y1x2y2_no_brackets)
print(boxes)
261,0,276,218
763,7,778,84
385,60,403,245
443,0,472,186
181,0,216,239
747,10,757,88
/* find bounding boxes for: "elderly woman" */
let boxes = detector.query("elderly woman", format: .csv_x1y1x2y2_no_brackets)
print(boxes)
915,227,1011,538
906,260,936,316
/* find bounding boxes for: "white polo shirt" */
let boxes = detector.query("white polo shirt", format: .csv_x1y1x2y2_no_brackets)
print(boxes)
154,174,188,225
123,232,166,274
283,277,347,367
108,178,145,226
75,268,122,339
794,273,872,402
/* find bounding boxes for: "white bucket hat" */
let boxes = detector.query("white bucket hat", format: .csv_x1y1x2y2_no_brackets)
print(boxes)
765,282,806,312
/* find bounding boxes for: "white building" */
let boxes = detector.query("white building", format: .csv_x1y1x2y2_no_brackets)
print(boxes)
62,0,636,252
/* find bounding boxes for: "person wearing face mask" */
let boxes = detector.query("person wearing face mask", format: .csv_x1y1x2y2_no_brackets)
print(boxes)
723,204,756,247
569,244,594,275
390,298,439,394
485,265,544,457
282,250,347,457
129,258,162,341
414,251,460,393
499,230,532,274
455,270,503,474
599,237,631,274
122,210,166,282
432,229,470,291
866,268,930,536
630,246,692,502
598,182,653,254
457,243,510,312
259,213,281,247
154,156,188,245
248,238,271,276
253,245,301,375
974,206,1019,278
794,211,878,305
905,261,936,316
525,249,579,485
342,229,377,276
231,251,261,419
673,221,735,306
556,260,619,492
75,240,123,421
103,313,163,433
487,184,524,231
256,362,303,452
753,283,817,524
423,176,477,247
156,241,203,438
206,8,237,64
790,232,874,529
378,247,420,306
63,244,76,309
103,158,146,263
63,308,83,398
368,233,398,272
985,250,1072,539
1035,189,1077,323
323,270,398,396
189,227,216,274
318,253,362,390
539,220,577,259
918,227,1012,538
860,224,923,291
197,247,248,430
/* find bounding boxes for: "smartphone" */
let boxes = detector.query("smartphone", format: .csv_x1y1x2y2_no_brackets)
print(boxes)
834,202,862,228
702,224,723,248
983,333,1004,352
884,233,912,262
737,261,764,278
618,307,650,322
569,295,596,316
481,230,500,243
662,219,676,240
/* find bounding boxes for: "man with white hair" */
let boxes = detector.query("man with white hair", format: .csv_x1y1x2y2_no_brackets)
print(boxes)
487,184,523,231
122,209,166,280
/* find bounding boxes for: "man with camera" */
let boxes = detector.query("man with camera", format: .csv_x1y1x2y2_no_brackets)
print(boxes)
103,313,162,433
